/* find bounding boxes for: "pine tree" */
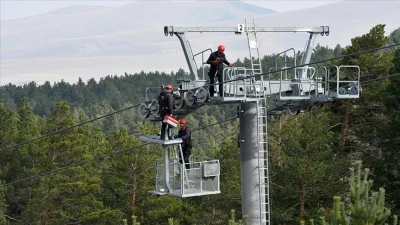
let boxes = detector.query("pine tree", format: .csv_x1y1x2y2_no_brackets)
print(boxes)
270,109,347,222
373,48,400,215
0,181,7,225
304,161,397,225
21,101,123,224
337,24,392,160
5,98,42,220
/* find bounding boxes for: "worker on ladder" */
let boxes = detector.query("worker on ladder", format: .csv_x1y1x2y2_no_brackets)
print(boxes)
175,118,192,169
158,84,175,140
206,45,232,97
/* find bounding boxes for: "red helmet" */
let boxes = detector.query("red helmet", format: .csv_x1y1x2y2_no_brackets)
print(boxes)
218,45,225,51
179,118,187,124
164,84,173,90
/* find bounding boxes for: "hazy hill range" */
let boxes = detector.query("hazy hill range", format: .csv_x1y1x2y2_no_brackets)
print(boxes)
1,0,399,85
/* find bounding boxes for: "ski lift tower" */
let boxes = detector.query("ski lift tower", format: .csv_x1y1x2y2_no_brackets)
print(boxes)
140,19,360,225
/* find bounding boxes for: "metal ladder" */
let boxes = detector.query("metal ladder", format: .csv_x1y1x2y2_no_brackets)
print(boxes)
173,145,191,188
246,18,263,77
257,97,271,225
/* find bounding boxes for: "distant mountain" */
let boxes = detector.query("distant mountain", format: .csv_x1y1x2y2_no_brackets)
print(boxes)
42,5,110,16
1,1,275,59
1,0,399,85
229,0,275,14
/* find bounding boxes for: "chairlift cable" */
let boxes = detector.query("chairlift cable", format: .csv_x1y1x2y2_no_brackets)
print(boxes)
217,43,400,87
360,72,400,84
2,44,398,152
0,103,142,152
0,142,151,187
0,116,238,187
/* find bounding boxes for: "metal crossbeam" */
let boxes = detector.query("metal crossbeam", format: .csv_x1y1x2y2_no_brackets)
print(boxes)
164,26,329,35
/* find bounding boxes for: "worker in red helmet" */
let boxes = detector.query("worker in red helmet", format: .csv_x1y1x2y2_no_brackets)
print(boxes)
158,84,175,140
206,44,232,97
175,118,192,169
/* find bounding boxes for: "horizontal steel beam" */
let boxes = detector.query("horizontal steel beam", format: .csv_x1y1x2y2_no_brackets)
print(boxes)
164,26,329,35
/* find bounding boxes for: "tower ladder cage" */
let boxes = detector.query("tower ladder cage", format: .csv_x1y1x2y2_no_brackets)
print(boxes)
257,97,271,225
246,18,263,79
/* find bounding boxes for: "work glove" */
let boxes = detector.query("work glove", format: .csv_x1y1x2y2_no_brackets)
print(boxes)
211,60,218,65
173,90,181,98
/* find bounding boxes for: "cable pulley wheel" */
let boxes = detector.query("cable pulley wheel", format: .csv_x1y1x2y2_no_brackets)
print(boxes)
174,94,184,110
139,103,150,118
149,99,160,116
195,87,209,103
184,91,196,107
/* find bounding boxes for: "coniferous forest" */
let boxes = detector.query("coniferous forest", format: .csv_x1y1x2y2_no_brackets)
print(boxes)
0,25,399,225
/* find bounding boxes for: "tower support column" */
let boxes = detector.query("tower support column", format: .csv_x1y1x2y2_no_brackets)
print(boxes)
239,102,262,225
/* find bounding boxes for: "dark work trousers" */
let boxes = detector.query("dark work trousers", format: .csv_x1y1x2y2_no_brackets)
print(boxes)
179,147,192,169
160,111,171,140
209,70,223,97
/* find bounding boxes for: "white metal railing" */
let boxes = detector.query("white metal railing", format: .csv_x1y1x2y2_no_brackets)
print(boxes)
325,65,360,99
206,64,359,101
193,48,212,80
154,158,220,197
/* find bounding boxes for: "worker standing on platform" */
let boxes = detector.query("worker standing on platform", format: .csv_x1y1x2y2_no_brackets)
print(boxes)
206,44,232,97
175,118,192,169
158,84,174,140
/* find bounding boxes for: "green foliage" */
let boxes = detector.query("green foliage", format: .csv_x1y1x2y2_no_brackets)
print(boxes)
341,26,400,217
388,27,400,46
348,162,390,225
80,209,124,225
123,215,141,225
0,25,399,224
0,101,18,153
0,181,7,225
217,138,241,214
0,71,176,117
136,196,197,225
343,24,391,81
20,101,122,224
270,109,348,223
371,54,400,215
228,209,248,225
4,98,42,220
303,161,395,225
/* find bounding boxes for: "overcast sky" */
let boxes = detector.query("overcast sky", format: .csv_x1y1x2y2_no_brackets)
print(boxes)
1,0,339,21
